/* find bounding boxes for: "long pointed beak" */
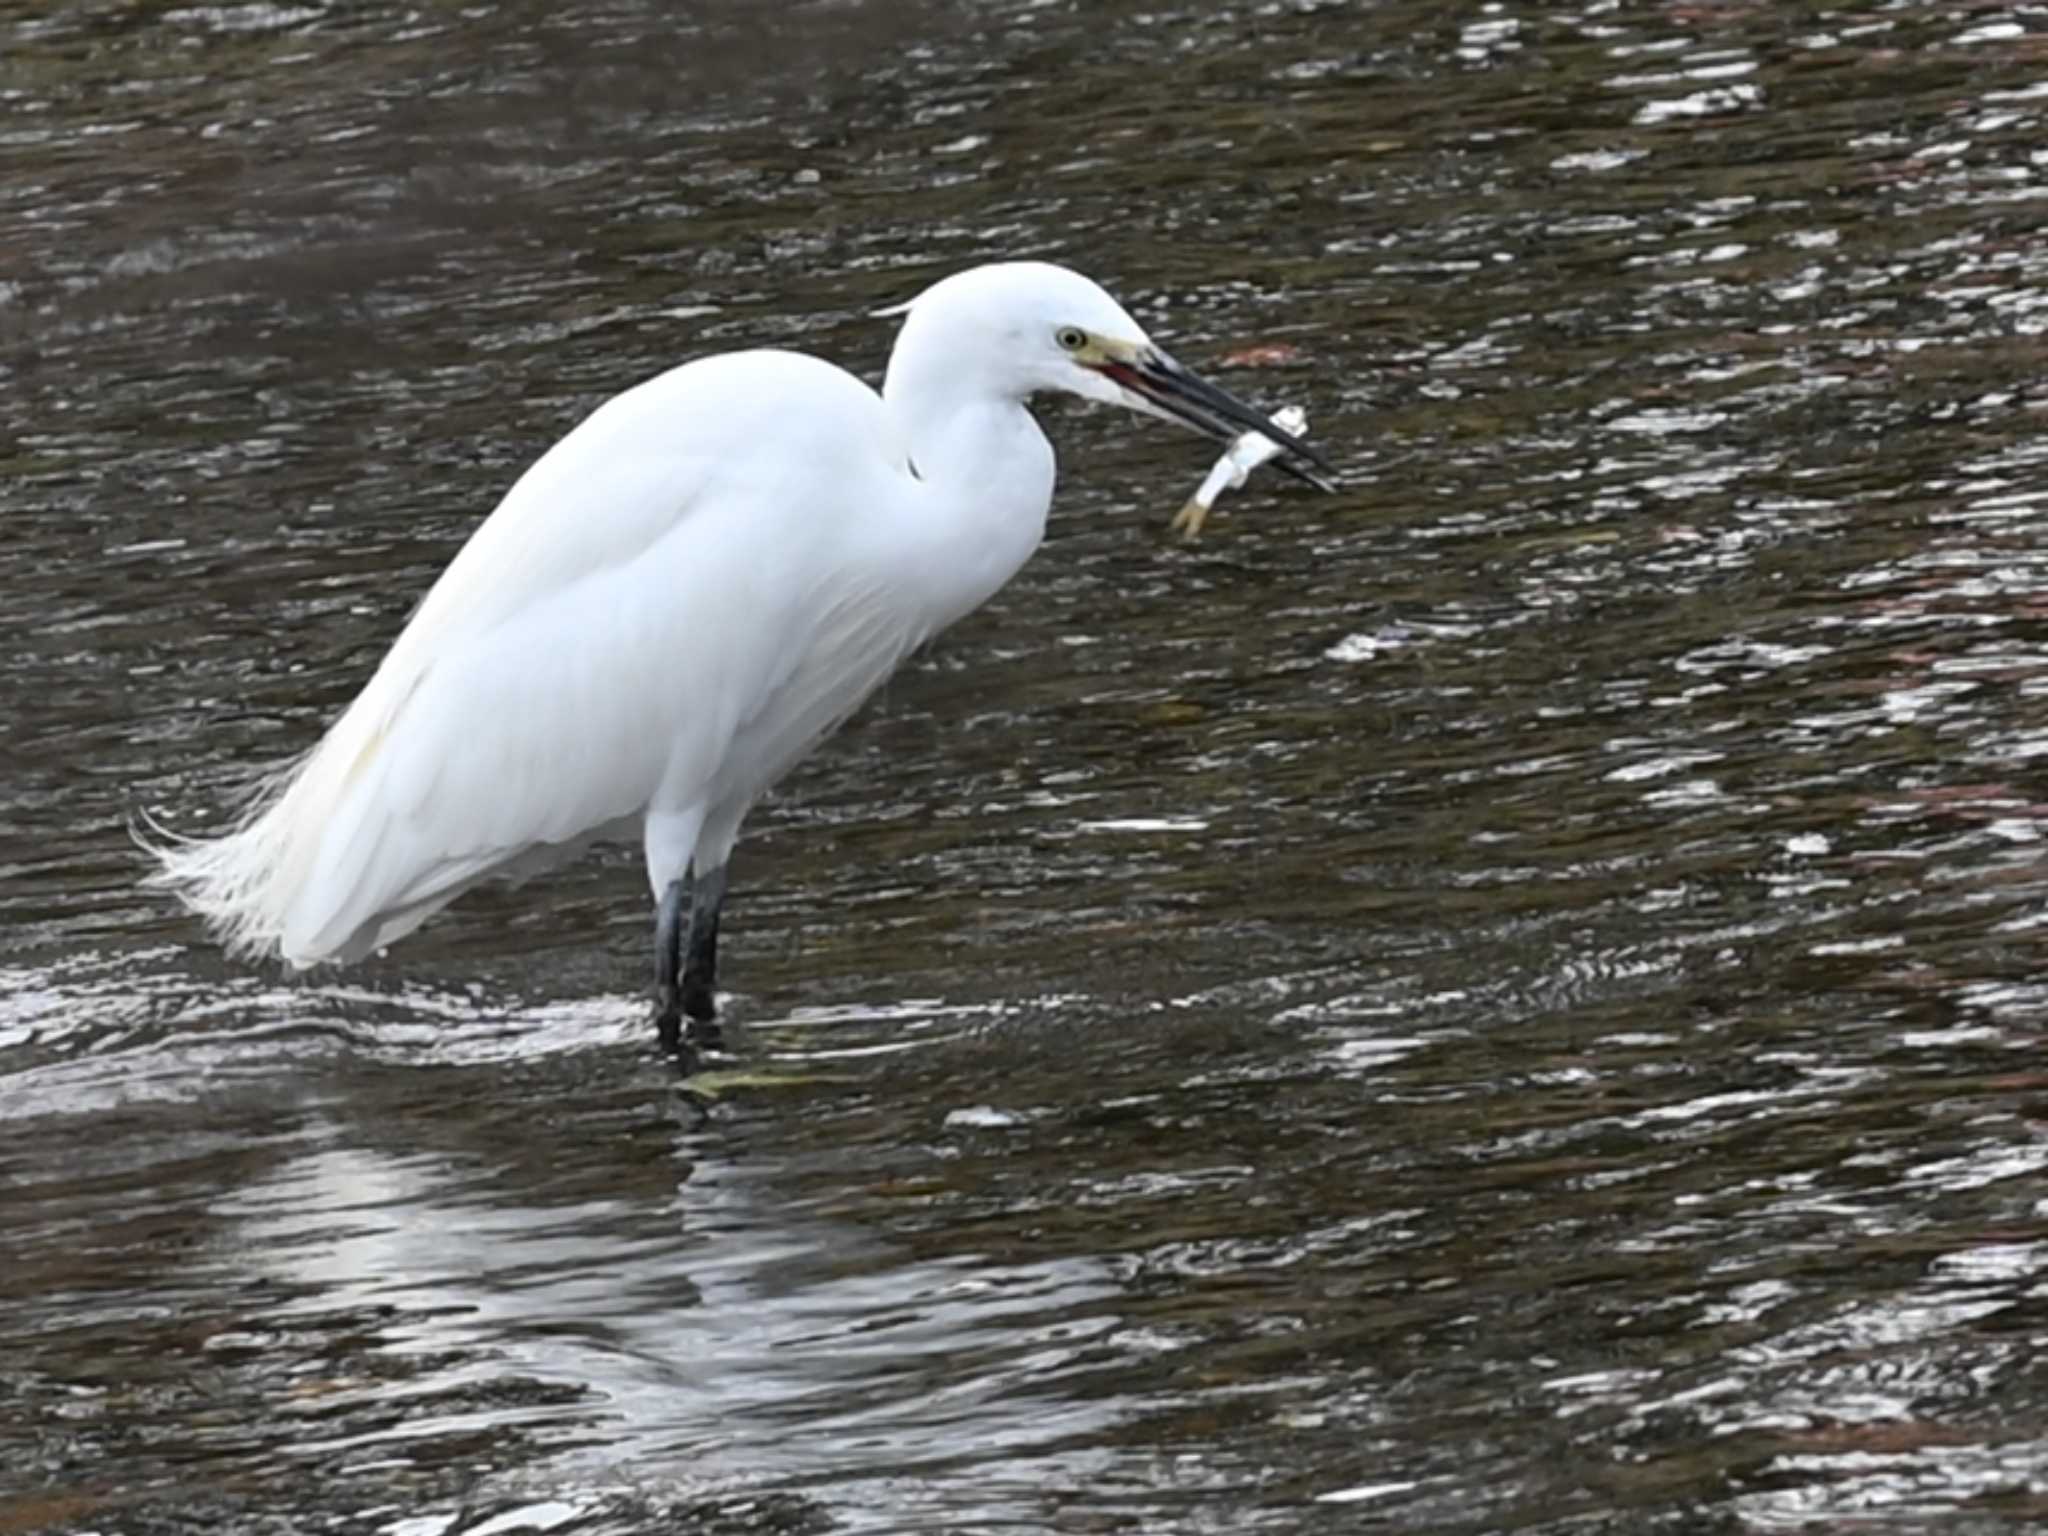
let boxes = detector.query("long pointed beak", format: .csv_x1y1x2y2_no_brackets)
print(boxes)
1093,348,1336,491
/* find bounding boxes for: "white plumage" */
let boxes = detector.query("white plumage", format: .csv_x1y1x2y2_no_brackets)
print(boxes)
145,261,1327,1052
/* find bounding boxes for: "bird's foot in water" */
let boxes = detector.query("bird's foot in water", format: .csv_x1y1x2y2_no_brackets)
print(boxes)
655,1003,727,1076
670,963,725,1069
654,1000,684,1058
672,1027,730,1078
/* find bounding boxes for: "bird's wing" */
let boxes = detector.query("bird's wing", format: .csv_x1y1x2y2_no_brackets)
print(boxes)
318,551,927,961
288,520,923,963
157,349,916,966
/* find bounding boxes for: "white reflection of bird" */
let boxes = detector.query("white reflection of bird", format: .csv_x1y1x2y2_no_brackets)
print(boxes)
145,261,1332,1066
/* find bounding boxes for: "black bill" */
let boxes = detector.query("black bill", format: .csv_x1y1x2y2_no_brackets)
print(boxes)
1094,349,1336,491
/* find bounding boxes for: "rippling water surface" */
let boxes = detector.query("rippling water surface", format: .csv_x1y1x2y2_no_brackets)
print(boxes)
7,2,2048,1531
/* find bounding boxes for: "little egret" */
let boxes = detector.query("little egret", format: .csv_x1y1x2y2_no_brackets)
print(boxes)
145,261,1332,1065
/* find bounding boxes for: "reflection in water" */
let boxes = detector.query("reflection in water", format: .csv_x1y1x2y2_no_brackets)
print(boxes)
217,1134,1129,1502
7,0,2048,1530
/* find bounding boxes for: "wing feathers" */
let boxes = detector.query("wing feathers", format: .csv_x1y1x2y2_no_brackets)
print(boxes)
145,348,917,965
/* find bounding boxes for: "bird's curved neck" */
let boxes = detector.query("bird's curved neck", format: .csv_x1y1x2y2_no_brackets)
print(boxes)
883,347,1041,480
882,361,1055,627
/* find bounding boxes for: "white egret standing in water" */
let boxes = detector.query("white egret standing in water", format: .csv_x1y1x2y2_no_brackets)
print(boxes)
145,262,1332,1067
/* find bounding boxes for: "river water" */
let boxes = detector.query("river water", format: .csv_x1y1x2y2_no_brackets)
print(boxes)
6,1,2048,1531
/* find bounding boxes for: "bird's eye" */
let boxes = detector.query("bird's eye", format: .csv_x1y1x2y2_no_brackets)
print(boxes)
1056,327,1088,353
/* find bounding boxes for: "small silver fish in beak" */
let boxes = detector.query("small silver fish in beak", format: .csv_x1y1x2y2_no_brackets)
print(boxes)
1169,405,1312,541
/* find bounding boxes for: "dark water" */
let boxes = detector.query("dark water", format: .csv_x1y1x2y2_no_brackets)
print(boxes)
7,1,2048,1531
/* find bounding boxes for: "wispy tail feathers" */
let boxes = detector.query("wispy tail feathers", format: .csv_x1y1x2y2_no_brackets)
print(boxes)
137,749,323,966
138,684,417,968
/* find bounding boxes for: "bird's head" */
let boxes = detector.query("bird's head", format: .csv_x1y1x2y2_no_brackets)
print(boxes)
879,262,1334,489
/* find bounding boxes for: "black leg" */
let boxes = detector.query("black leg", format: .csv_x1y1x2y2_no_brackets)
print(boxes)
680,863,727,1048
652,877,687,1057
